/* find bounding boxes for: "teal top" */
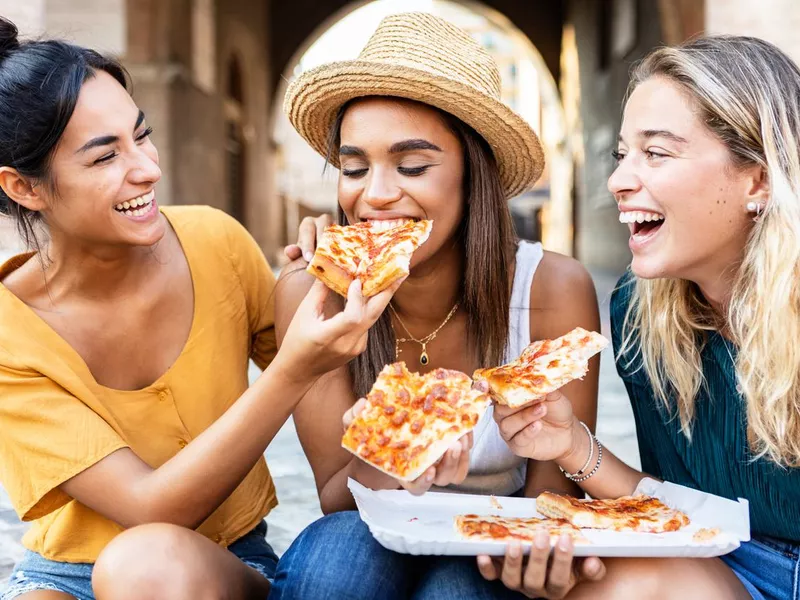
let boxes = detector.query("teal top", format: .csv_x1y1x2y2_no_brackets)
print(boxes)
611,273,800,542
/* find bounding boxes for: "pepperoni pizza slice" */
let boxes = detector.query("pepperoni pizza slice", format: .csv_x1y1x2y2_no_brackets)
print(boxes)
307,220,432,297
455,514,587,544
473,327,609,408
535,492,691,533
341,362,491,482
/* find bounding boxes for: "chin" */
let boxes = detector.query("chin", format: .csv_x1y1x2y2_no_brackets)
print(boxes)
629,255,672,280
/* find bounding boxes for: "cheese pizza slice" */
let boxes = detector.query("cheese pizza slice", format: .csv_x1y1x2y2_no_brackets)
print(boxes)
307,220,432,297
341,362,490,481
535,492,690,533
474,327,609,408
455,514,587,544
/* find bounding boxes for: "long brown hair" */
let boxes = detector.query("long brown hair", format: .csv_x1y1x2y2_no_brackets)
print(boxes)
326,98,518,398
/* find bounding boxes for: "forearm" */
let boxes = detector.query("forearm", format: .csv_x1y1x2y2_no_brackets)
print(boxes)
318,457,402,514
556,419,650,499
136,358,315,528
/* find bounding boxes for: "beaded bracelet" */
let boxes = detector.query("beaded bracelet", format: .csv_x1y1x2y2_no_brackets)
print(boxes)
559,421,603,483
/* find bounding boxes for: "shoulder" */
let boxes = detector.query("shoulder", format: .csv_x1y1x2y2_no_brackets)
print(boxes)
530,250,597,310
162,205,251,249
529,250,599,339
609,271,648,383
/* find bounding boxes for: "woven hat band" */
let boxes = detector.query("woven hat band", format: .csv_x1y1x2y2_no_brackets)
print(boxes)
358,13,501,99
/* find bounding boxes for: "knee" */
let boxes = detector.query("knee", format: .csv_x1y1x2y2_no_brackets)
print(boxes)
92,523,218,600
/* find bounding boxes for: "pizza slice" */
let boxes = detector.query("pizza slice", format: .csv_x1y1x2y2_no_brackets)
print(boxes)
341,362,490,481
474,327,609,408
535,492,690,533
307,220,432,297
455,514,587,544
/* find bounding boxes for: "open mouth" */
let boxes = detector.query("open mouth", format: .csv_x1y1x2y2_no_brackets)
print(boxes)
114,190,155,217
619,210,665,240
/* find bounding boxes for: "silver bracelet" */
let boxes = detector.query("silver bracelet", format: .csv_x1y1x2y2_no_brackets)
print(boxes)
559,421,593,479
571,441,603,483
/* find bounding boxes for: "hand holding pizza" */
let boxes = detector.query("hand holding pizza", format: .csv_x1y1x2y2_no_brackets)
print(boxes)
278,276,402,380
494,390,581,462
284,213,332,263
343,398,474,495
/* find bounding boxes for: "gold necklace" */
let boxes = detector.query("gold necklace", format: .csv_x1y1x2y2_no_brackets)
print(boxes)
389,302,459,366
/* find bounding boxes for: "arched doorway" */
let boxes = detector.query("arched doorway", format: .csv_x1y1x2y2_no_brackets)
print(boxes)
271,0,573,257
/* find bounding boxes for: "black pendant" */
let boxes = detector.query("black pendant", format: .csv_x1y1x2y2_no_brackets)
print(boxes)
420,351,429,366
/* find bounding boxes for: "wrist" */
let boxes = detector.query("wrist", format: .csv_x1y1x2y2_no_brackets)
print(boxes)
557,418,590,470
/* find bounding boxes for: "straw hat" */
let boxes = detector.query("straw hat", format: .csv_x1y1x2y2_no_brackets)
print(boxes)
283,12,545,199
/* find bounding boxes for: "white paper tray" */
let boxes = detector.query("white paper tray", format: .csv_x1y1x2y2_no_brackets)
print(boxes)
348,477,750,558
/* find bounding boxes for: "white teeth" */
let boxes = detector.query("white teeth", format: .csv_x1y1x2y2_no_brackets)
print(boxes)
123,201,130,209
125,210,133,216
618,211,664,224
368,219,412,232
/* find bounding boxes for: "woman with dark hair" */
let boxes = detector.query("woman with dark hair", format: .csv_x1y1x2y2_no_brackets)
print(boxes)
271,13,604,599
0,17,394,600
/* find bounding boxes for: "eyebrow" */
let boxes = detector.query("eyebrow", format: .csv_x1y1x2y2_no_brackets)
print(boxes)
76,110,146,154
619,129,689,145
339,138,443,157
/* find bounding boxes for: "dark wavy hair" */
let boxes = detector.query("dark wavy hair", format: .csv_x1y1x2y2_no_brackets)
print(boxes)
326,97,518,397
0,17,129,252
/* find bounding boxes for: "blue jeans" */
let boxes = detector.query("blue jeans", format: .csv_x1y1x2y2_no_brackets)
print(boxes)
1,521,278,600
721,535,800,600
270,511,525,599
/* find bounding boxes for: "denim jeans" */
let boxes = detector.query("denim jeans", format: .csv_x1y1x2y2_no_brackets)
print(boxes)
2,521,278,600
721,535,800,600
270,511,525,600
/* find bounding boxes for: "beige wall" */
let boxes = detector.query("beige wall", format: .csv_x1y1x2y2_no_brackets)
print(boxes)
707,0,800,65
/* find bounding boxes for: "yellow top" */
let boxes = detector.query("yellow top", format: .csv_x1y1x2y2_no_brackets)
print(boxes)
0,206,279,563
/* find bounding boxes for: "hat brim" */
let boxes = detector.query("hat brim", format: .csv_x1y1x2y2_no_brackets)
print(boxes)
284,61,545,199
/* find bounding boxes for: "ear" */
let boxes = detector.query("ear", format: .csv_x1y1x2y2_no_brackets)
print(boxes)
743,164,769,206
0,167,47,212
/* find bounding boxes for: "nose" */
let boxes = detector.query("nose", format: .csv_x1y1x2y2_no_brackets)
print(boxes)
128,146,162,186
607,156,641,202
362,167,401,208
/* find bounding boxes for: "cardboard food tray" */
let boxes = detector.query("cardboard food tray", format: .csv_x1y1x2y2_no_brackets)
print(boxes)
348,477,750,558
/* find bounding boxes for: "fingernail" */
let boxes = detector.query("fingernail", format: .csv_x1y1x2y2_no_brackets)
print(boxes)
559,534,571,551
509,544,520,559
535,531,549,550
304,252,313,262
426,472,435,482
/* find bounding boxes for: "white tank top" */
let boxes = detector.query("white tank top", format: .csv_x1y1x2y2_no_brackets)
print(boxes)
438,240,544,496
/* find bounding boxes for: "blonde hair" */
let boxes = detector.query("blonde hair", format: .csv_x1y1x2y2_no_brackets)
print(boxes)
619,36,800,467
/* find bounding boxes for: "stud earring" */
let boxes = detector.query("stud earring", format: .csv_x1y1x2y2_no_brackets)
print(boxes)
747,201,764,221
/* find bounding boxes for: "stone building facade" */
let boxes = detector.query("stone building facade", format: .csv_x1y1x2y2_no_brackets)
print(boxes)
0,0,796,270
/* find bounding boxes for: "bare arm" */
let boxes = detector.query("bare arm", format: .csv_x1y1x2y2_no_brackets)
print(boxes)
523,252,601,498
61,277,396,529
61,363,312,529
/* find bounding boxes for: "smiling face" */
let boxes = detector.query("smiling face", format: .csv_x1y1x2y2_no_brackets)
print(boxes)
609,76,765,282
337,97,465,268
38,70,164,247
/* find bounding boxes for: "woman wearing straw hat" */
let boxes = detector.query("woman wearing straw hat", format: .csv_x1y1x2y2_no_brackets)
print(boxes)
272,13,605,599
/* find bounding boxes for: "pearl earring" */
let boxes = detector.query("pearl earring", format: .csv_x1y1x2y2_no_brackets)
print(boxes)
746,201,758,212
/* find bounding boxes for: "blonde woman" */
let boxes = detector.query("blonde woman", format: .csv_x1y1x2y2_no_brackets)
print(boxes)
489,36,800,599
